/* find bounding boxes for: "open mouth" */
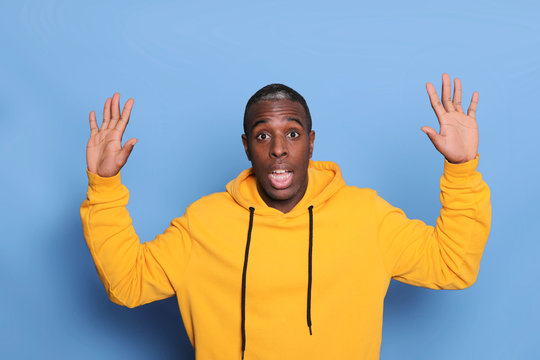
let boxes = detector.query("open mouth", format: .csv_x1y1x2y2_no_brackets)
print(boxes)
268,169,293,189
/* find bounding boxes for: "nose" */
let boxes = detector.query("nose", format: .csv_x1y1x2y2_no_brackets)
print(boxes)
270,135,288,159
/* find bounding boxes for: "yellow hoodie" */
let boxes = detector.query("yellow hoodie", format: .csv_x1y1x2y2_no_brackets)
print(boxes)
80,159,491,359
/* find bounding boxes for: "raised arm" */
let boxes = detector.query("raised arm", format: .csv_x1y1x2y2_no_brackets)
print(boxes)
377,74,491,289
81,94,192,307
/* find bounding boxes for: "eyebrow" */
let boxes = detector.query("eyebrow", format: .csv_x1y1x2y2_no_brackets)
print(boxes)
250,117,304,131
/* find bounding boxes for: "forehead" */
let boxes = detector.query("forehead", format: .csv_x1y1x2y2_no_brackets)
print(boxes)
246,100,308,128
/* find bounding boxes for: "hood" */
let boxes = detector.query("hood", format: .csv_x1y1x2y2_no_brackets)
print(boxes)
226,160,346,217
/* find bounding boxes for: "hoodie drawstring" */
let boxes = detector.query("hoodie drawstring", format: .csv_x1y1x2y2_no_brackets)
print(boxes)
307,205,314,335
241,207,255,360
241,206,314,359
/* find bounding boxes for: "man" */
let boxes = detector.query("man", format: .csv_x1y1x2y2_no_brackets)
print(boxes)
81,74,491,359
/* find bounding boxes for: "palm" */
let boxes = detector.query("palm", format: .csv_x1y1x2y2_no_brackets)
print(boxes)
422,74,479,164
86,93,137,177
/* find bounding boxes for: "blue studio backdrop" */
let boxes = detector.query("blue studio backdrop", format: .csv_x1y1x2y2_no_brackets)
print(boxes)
1,0,538,359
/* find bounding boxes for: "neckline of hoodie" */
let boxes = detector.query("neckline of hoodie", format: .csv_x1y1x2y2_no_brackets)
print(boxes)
226,160,346,218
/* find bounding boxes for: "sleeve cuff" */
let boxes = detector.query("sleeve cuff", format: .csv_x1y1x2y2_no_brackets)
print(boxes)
443,154,479,177
87,169,123,192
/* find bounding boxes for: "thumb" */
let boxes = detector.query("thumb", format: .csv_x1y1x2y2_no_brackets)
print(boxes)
421,126,443,150
119,138,137,165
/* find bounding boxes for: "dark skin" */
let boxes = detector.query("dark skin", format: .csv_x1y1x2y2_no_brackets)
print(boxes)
242,100,315,214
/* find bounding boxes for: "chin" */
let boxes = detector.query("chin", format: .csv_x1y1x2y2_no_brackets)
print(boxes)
265,186,299,202
269,192,294,202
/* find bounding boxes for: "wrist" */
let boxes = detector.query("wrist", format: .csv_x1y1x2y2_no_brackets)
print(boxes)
87,167,120,178
87,168,122,189
445,154,478,165
443,154,480,177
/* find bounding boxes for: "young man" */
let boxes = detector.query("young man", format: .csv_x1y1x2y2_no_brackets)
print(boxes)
81,75,491,359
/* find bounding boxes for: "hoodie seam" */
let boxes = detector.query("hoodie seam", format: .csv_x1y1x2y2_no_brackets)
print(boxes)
85,201,126,305
371,189,392,281
179,207,195,288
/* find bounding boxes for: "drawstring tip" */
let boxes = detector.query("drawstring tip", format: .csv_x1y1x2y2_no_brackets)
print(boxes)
309,326,312,335
242,350,245,359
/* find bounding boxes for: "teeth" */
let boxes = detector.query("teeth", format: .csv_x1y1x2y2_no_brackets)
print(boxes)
270,171,292,181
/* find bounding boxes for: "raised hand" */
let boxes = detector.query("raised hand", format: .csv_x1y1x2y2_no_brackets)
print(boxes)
422,74,479,164
86,93,137,177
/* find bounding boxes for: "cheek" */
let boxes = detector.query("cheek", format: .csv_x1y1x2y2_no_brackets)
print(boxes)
250,148,271,173
252,149,269,164
292,143,311,160
248,143,266,159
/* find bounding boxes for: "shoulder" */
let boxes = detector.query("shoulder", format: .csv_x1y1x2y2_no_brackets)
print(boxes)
182,191,249,235
326,185,379,211
336,184,378,200
186,191,235,214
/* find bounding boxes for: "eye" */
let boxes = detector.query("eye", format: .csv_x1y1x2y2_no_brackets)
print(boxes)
256,133,269,141
288,131,300,139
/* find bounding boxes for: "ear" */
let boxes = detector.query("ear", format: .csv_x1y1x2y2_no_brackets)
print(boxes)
308,130,315,158
241,134,251,161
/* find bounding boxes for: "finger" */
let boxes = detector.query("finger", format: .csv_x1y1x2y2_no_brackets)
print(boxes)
421,126,444,151
119,138,137,165
426,82,446,120
467,91,479,119
116,98,134,133
89,111,99,136
108,92,121,129
453,78,464,113
102,97,112,129
441,73,455,112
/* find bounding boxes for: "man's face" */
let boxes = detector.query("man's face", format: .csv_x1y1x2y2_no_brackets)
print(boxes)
242,99,315,213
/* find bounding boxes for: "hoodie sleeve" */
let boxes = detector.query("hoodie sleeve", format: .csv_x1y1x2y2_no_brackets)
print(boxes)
80,170,192,307
376,156,491,289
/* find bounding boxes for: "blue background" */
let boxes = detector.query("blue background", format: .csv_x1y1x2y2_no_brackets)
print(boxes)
1,0,538,358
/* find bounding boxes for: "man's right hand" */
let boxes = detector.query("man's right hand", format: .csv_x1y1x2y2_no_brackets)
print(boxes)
86,93,137,177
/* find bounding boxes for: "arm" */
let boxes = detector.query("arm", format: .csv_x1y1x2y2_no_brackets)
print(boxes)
81,94,192,307
377,157,491,289
377,74,491,289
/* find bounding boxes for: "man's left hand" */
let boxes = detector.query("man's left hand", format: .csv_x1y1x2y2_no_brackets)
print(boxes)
422,73,479,164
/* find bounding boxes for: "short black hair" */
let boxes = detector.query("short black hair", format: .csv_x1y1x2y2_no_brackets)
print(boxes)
243,83,312,134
